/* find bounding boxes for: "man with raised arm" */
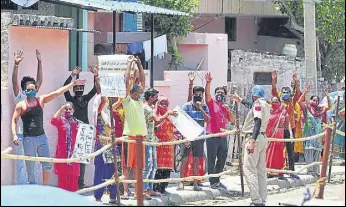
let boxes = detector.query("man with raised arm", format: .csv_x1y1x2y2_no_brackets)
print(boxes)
177,72,210,192
204,72,234,190
12,77,86,186
12,49,42,184
122,56,147,199
63,66,98,189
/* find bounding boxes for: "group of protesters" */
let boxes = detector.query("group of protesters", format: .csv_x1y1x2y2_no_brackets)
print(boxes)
9,50,345,206
266,71,345,178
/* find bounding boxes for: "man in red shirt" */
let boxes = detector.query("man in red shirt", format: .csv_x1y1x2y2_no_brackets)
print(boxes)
204,72,235,189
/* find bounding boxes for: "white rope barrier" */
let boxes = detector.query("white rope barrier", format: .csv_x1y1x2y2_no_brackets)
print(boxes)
1,143,112,163
110,129,239,146
267,132,326,142
267,161,344,175
1,130,333,164
76,175,126,194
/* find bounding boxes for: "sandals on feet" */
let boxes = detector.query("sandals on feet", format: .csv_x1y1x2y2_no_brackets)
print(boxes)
121,191,131,200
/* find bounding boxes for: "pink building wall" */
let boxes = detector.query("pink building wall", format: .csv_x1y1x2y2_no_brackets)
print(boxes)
1,27,96,186
154,33,228,108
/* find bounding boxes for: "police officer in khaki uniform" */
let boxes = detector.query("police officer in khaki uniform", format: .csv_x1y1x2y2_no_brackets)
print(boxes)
232,85,270,206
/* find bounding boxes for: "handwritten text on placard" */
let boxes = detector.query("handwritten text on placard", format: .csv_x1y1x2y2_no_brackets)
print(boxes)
72,124,95,164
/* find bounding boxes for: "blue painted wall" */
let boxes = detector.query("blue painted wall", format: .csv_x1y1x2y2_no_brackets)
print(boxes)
119,0,138,32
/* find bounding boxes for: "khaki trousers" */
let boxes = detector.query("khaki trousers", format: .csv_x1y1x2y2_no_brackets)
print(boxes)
243,134,268,204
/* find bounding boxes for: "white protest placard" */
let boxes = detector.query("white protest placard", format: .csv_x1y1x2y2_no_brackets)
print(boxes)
98,73,126,98
168,106,204,141
98,55,130,98
72,124,96,164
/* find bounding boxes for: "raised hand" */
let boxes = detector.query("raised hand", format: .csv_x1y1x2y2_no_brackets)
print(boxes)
205,72,212,83
88,65,99,76
135,56,142,66
324,88,330,97
272,71,277,80
188,72,196,83
36,49,42,62
71,66,82,76
292,72,298,81
14,50,24,65
127,55,135,63
73,79,86,86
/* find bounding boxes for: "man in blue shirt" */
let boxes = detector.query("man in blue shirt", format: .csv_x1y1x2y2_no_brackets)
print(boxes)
177,86,210,191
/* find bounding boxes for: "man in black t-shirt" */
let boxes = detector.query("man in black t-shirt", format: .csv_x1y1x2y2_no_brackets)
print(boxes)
63,66,98,189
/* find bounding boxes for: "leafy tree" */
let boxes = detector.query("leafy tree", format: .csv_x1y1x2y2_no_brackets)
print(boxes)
274,0,345,83
141,0,199,70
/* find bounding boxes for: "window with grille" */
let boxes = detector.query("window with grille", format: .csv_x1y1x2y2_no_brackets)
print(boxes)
1,0,18,10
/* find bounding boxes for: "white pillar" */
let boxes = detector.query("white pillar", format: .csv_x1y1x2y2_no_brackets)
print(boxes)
303,0,318,97
82,10,88,70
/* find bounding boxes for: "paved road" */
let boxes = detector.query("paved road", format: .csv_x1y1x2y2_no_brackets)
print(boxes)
185,181,344,206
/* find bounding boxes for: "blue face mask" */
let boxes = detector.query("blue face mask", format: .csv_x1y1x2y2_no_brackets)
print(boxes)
282,93,290,101
215,94,226,102
25,90,37,99
139,94,144,101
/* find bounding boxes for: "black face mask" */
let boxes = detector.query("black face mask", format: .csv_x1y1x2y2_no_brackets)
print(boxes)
193,96,202,103
74,91,84,97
